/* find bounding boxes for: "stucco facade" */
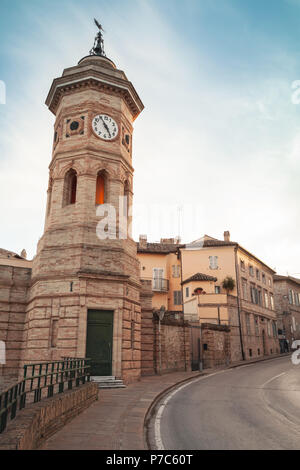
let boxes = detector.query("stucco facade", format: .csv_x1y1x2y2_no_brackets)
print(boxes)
274,275,300,351
137,232,280,363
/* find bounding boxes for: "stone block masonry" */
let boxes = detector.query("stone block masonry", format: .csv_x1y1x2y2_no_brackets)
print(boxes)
201,323,231,368
0,265,31,377
0,382,98,450
153,319,191,375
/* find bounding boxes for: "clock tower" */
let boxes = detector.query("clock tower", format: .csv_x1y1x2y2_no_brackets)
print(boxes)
21,23,144,384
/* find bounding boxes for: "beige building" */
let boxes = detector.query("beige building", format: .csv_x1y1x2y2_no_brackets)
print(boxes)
137,232,280,362
137,237,183,314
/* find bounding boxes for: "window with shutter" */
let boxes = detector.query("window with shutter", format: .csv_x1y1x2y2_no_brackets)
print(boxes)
153,268,164,290
264,291,269,308
172,265,180,278
174,291,182,305
209,256,218,269
245,314,251,335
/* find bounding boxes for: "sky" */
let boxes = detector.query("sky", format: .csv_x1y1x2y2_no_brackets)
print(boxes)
0,0,300,275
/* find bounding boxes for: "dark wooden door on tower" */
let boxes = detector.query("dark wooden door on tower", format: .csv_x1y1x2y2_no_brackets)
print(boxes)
86,310,113,376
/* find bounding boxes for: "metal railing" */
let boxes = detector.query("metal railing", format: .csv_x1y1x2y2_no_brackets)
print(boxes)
140,277,169,292
152,278,169,292
141,276,169,292
0,357,90,434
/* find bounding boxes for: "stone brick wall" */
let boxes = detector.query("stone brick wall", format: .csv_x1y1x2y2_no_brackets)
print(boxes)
140,280,155,376
140,279,191,376
0,265,31,377
0,382,98,450
201,323,231,368
153,319,190,374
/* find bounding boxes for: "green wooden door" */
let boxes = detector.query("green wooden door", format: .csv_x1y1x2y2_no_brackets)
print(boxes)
86,310,113,376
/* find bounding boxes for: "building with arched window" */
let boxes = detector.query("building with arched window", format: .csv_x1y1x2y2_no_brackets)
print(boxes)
95,171,106,205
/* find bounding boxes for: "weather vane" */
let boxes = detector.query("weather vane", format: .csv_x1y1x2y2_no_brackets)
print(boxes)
90,18,106,57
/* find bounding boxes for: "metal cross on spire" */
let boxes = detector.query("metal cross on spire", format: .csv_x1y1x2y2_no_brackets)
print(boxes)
90,18,106,57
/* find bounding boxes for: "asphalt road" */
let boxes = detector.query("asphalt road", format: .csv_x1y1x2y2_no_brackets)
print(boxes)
153,356,300,450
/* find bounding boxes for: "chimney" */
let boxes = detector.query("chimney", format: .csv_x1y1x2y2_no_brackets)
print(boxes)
139,234,147,249
160,238,175,245
21,249,27,259
224,231,230,242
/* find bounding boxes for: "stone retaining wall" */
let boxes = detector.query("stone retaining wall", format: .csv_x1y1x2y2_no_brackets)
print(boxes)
0,382,98,450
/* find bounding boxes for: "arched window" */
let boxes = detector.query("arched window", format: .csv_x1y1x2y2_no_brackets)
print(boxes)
95,171,106,205
63,168,77,206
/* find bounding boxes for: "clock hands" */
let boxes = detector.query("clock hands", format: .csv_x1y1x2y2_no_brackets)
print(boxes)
93,114,118,140
100,116,111,138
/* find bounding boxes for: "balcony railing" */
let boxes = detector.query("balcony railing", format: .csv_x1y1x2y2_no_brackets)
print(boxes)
152,278,169,292
141,277,169,292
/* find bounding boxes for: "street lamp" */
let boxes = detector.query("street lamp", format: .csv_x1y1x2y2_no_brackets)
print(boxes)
192,287,206,371
154,306,166,375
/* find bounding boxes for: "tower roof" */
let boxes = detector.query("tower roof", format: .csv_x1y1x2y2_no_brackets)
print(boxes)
45,56,144,118
46,19,144,118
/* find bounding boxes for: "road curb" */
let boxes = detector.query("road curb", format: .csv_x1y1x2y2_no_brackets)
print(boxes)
143,372,206,450
144,353,292,449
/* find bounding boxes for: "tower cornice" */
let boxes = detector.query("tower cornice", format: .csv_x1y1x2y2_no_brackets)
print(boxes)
48,148,135,175
46,68,144,119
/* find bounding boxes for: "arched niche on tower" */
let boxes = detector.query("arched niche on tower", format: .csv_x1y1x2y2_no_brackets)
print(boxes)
62,168,77,206
95,169,109,205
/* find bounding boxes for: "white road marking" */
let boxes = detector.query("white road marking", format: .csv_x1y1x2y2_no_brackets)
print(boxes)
154,357,290,450
261,372,286,388
154,370,227,450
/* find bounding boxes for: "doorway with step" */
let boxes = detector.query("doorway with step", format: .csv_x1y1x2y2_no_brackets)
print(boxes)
86,310,114,376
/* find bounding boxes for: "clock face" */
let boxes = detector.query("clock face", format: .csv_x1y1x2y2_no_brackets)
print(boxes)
92,114,118,141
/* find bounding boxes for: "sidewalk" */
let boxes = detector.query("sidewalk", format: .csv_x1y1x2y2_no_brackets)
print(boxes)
42,370,203,450
42,353,291,450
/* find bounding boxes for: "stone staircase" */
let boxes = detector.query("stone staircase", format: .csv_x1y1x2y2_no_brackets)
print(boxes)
91,376,126,389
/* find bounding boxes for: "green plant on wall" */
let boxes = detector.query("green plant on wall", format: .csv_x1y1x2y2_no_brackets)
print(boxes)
222,276,236,294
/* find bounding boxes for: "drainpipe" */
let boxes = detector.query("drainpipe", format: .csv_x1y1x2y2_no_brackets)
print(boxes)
234,246,245,361
158,317,162,375
179,247,187,371
197,291,204,372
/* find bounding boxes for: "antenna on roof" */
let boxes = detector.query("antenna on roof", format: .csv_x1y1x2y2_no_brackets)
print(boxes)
177,205,182,242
